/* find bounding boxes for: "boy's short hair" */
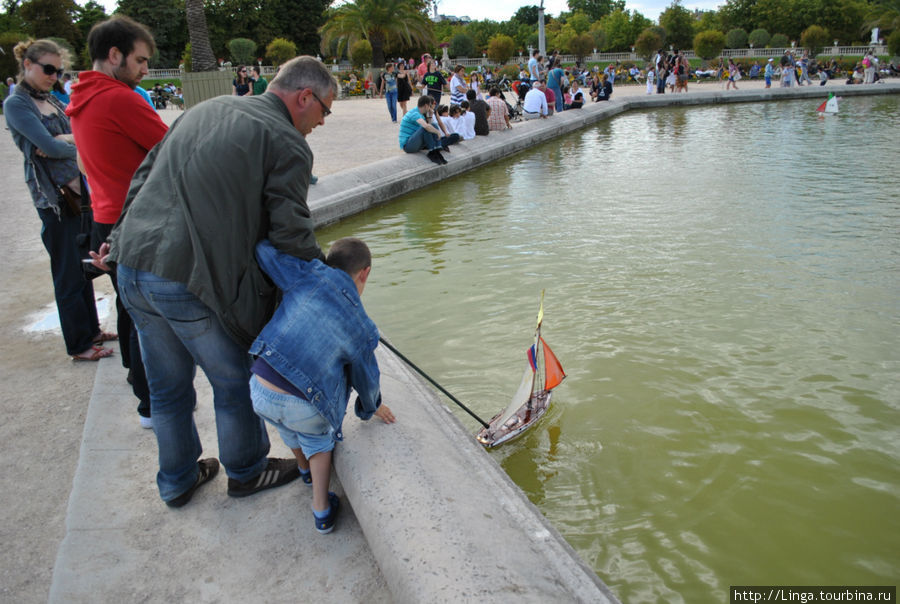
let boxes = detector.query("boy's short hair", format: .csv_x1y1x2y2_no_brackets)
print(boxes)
88,15,156,63
417,95,432,108
326,238,371,275
460,100,469,110
465,89,476,101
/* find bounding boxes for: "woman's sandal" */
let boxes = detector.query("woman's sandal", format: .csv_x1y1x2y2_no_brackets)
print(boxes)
72,345,114,362
92,331,118,345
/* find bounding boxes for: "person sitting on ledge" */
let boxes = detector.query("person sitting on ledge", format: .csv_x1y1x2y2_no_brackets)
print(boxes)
398,94,448,165
522,79,548,120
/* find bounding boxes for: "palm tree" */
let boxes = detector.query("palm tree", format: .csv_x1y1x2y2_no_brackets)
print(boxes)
185,0,216,71
319,0,434,68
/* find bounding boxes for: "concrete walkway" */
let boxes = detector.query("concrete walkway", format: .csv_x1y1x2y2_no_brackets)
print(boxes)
4,77,896,603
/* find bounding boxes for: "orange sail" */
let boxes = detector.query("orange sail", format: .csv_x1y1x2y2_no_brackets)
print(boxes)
542,338,566,390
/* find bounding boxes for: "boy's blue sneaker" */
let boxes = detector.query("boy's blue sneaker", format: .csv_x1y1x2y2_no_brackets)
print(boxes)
314,492,340,534
300,468,312,485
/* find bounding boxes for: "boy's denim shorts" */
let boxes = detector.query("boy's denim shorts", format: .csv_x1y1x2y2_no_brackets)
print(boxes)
250,375,335,458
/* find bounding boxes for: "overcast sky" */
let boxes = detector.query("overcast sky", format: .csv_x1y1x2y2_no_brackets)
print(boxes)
82,0,726,28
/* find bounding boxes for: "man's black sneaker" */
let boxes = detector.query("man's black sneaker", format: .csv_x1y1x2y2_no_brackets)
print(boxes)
426,149,444,165
441,144,451,153
227,458,300,498
166,458,219,508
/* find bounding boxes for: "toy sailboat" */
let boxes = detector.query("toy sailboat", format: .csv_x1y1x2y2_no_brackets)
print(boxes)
816,94,840,114
476,292,566,448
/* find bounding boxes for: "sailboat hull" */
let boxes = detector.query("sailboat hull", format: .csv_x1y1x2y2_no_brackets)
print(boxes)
476,390,552,448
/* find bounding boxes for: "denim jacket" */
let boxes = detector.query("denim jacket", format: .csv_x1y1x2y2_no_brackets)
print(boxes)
249,240,381,441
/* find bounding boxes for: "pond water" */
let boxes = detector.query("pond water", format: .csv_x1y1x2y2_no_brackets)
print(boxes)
318,95,900,602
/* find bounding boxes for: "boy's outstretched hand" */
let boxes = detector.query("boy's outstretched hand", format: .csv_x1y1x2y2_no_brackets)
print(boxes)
374,404,396,424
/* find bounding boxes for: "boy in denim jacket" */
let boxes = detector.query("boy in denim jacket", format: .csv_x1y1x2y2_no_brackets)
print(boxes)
249,237,395,534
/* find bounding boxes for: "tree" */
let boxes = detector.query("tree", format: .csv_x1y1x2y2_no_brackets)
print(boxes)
718,0,755,34
319,0,434,68
862,0,899,42
0,30,27,78
18,0,80,44
512,5,540,26
449,32,474,57
186,0,217,71
349,38,372,68
266,37,296,65
658,0,694,51
888,28,900,55
75,1,106,51
770,33,789,47
116,0,187,67
634,27,662,61
566,0,625,23
694,10,721,35
749,28,770,48
726,27,748,48
228,37,257,65
569,32,594,61
263,0,331,56
487,33,515,64
800,24,829,56
466,19,501,52
694,29,726,59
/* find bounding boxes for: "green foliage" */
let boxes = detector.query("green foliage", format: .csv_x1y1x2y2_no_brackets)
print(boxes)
888,28,900,56
449,32,474,57
486,33,516,64
634,27,663,60
597,9,651,51
800,24,830,56
19,0,80,43
512,5,540,26
726,27,748,48
116,0,187,68
659,1,695,50
228,37,257,65
349,38,372,68
566,0,625,23
694,29,726,58
465,20,501,52
770,33,789,47
181,43,192,72
694,11,721,35
567,11,592,34
266,37,296,65
0,31,27,79
749,28,770,47
569,32,595,59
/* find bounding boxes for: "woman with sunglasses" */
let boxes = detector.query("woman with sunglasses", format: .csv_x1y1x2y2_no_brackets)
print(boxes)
233,65,252,96
3,39,112,361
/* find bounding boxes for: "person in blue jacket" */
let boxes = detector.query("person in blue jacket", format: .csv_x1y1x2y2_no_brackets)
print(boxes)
249,237,396,534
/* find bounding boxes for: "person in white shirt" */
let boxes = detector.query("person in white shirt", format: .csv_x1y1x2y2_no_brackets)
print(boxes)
522,80,548,120
457,100,476,139
62,73,72,95
646,65,656,94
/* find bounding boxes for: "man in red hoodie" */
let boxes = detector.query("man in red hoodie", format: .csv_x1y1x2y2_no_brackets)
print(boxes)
67,15,168,429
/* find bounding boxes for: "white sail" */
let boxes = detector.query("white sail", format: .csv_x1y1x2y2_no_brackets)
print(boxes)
495,365,534,427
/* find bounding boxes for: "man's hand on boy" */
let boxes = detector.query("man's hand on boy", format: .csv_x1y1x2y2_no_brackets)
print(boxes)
374,404,396,424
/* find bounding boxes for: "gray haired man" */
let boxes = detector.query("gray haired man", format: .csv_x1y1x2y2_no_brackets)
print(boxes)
99,56,335,508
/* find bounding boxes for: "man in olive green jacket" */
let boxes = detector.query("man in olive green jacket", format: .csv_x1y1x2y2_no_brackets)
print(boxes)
99,56,335,508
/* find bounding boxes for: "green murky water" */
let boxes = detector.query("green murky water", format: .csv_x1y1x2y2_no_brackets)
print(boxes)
319,96,900,601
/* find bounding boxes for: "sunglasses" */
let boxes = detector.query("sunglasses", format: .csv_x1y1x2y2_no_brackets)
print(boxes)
35,62,64,78
310,90,331,117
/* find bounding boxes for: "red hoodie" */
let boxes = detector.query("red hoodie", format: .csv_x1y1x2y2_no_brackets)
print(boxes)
66,71,168,224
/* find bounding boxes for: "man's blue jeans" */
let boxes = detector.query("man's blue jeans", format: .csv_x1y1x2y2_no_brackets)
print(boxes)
402,126,440,153
116,264,270,503
385,89,398,122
